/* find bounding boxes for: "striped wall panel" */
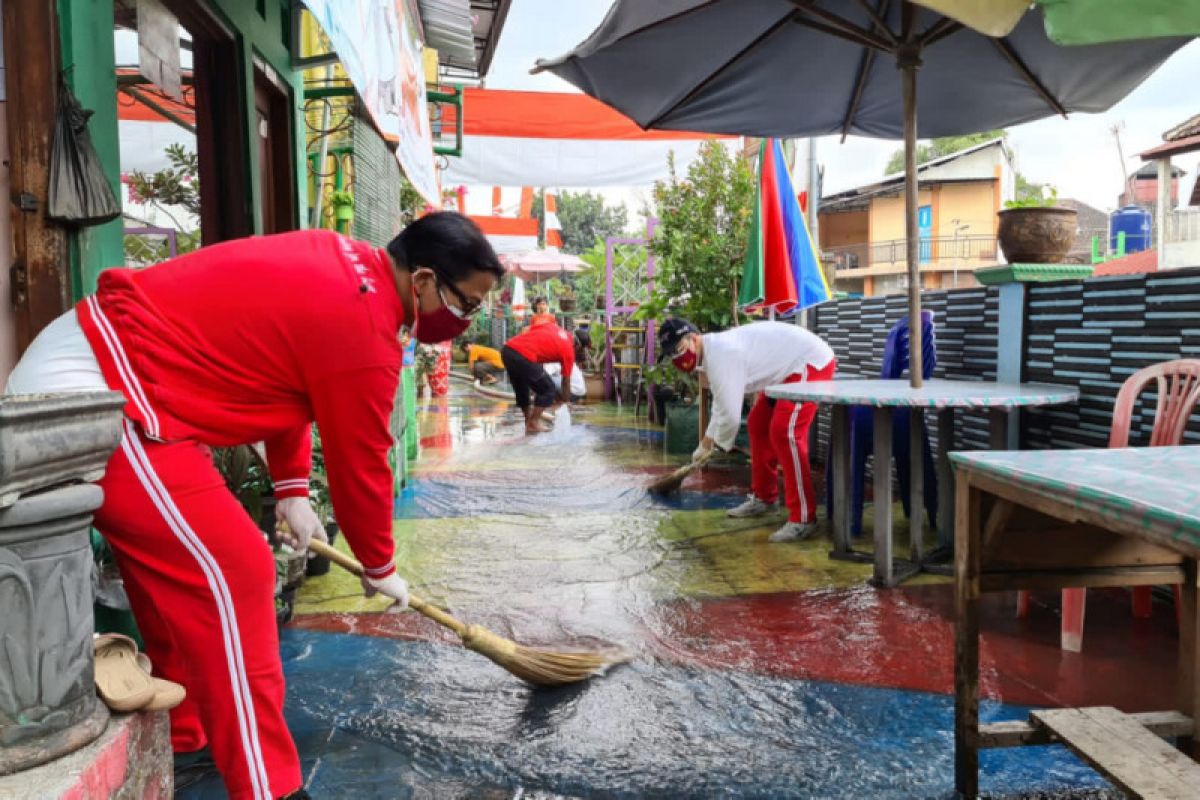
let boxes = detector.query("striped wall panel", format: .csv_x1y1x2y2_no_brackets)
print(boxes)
1023,266,1200,450
806,266,1200,474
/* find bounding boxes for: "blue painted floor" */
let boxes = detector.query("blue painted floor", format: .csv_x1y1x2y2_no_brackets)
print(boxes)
175,392,1146,798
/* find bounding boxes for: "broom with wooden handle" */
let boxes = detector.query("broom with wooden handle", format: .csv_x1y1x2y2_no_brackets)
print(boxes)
647,448,714,495
307,539,627,687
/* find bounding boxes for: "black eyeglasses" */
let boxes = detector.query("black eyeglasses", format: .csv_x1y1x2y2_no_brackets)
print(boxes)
435,275,483,319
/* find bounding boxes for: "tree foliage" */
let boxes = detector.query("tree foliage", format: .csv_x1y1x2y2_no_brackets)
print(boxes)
531,189,628,254
637,141,755,332
122,144,201,266
124,143,200,217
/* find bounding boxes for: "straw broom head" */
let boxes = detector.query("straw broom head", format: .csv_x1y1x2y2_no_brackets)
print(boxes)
307,539,628,688
459,624,629,687
647,450,713,495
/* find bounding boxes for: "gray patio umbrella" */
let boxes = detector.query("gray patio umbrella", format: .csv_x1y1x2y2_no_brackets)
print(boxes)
534,1,1192,387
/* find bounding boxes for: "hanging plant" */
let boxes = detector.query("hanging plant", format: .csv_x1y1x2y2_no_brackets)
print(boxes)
329,189,355,222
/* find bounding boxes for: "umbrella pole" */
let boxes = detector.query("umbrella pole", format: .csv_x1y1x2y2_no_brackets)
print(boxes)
901,52,924,390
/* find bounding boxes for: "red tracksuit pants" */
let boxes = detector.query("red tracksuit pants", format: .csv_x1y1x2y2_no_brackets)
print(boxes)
93,419,301,800
746,360,836,523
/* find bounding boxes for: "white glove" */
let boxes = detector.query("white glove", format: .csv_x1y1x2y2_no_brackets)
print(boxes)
692,439,715,464
275,497,327,551
361,573,410,609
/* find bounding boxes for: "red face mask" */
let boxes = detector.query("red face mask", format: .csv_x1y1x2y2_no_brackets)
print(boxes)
412,281,472,343
672,349,698,373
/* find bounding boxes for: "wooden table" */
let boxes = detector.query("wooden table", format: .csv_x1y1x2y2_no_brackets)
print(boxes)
764,379,1078,586
952,445,1200,799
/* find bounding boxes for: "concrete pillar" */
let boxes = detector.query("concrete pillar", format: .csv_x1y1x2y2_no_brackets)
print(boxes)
996,281,1027,449
1157,157,1171,270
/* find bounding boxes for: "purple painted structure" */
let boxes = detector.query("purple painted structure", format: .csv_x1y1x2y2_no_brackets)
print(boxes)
604,218,657,399
124,226,179,260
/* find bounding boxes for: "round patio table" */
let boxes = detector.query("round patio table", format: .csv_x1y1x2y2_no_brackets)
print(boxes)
764,378,1079,586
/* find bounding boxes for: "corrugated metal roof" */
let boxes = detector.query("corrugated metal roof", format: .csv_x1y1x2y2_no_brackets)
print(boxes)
417,0,476,67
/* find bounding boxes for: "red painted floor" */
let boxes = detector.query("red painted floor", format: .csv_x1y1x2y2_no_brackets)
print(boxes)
660,584,1181,710
295,583,1181,712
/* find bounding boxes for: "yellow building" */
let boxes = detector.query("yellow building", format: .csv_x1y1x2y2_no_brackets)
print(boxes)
819,139,1015,296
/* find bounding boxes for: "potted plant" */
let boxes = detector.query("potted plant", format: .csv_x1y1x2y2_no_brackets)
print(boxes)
329,190,355,223
997,186,1078,264
557,283,577,312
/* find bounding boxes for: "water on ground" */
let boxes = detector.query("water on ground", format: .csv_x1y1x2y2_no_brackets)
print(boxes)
182,383,1182,798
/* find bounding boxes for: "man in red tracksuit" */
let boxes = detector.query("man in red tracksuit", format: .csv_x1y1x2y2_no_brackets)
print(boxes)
501,321,574,434
4,212,502,799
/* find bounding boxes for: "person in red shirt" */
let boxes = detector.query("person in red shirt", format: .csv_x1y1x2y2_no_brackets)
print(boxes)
3,212,502,800
501,321,574,434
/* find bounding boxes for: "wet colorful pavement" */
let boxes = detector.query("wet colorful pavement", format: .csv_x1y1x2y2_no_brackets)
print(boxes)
185,384,1180,798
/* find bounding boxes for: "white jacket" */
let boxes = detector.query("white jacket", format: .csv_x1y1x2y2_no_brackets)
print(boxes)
701,321,834,449
544,362,586,396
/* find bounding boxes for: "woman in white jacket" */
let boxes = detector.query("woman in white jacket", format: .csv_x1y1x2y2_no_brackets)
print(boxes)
659,318,836,542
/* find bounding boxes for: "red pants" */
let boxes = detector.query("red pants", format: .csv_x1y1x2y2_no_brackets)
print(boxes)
747,360,836,523
93,420,300,800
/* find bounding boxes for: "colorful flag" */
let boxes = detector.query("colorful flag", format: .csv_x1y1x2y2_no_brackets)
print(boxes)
739,139,831,315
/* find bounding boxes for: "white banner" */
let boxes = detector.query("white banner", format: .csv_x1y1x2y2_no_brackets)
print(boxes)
303,0,439,204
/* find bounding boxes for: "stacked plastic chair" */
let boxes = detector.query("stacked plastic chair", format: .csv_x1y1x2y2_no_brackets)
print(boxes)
825,311,938,537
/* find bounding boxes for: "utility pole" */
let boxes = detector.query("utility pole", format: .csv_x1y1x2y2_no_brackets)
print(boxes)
1111,121,1129,205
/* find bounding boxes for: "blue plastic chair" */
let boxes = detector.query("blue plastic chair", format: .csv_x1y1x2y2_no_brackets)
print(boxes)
825,311,938,536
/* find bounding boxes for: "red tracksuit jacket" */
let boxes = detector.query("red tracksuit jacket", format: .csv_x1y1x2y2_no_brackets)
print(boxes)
507,322,575,380
77,230,403,579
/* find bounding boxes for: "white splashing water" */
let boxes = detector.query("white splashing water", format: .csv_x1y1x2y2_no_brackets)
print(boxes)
530,405,588,447
547,405,572,438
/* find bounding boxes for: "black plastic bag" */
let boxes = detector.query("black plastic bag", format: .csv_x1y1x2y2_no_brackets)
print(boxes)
47,77,122,226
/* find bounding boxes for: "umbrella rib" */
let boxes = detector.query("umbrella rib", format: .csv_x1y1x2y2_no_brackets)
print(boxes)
788,1,894,52
840,0,890,143
532,0,725,74
919,17,964,48
853,0,898,45
991,37,1068,117
644,12,799,130
840,48,878,143
791,15,892,55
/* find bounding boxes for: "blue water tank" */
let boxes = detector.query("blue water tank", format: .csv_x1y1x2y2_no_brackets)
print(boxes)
1109,205,1153,253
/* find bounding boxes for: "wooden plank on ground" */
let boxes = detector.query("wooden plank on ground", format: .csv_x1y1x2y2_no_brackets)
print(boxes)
980,711,1193,748
1031,706,1200,799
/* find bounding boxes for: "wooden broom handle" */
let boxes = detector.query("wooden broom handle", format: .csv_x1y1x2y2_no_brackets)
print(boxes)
307,539,467,637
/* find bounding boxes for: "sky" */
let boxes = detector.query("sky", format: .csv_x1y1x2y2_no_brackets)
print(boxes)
477,0,1200,218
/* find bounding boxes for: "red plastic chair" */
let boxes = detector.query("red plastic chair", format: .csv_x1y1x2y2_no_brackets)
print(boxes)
1016,359,1200,651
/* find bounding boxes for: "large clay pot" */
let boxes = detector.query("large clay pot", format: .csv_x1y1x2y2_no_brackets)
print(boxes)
558,297,576,312
584,372,606,402
997,207,1078,264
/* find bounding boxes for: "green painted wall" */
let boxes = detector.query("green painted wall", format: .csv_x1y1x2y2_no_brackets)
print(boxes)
58,0,124,298
206,0,306,232
56,0,307,298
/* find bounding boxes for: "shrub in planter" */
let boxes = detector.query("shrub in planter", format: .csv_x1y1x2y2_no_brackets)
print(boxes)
329,190,355,222
997,189,1077,264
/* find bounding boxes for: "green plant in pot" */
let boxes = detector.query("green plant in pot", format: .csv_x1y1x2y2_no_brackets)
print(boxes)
557,282,577,312
329,189,355,223
997,185,1078,264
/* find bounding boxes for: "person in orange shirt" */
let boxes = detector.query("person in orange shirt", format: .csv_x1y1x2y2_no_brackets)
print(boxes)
461,341,505,384
528,296,556,328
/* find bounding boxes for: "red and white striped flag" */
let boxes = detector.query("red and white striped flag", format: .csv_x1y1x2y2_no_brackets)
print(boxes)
544,189,563,250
